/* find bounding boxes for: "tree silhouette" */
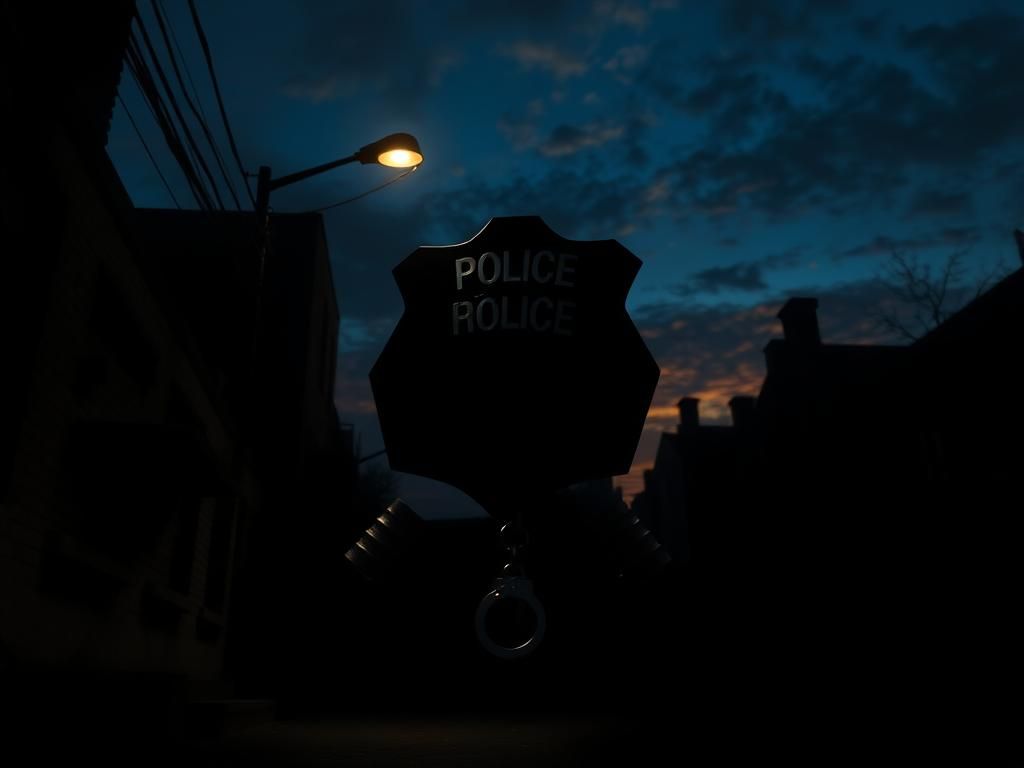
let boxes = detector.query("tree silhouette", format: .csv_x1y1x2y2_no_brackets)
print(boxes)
878,249,1011,342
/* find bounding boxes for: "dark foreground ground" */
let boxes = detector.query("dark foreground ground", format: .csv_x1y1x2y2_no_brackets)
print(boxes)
6,668,1022,767
5,565,1022,765
172,709,1024,767
181,713,669,767
10,710,1024,767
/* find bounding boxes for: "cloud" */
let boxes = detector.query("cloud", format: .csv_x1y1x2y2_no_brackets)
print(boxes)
683,71,760,114
538,120,625,157
902,12,1023,87
280,0,451,106
624,10,1024,223
904,188,973,219
900,12,1024,150
718,0,854,43
422,113,653,240
428,51,461,88
444,0,576,32
682,70,772,141
283,0,586,106
677,263,768,295
498,113,639,158
499,41,588,78
603,44,651,82
420,165,655,244
282,76,340,104
643,177,670,204
497,114,539,151
680,73,1006,217
855,14,886,40
594,1,649,30
836,227,980,260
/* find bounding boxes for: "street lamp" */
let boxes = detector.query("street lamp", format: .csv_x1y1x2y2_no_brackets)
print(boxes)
238,132,423,502
252,131,422,297
254,132,423,229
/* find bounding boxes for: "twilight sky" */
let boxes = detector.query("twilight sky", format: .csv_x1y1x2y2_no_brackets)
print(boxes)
108,0,1024,518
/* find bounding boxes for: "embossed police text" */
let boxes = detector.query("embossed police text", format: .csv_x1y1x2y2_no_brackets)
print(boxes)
451,250,577,336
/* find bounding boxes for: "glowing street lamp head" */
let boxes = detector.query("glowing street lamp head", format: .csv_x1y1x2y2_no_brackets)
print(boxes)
358,132,423,167
378,148,421,168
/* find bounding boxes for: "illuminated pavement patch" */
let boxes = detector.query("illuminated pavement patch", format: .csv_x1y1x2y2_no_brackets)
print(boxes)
186,715,653,767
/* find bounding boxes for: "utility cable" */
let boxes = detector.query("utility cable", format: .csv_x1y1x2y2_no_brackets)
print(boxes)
156,0,241,209
311,166,419,213
134,10,225,210
125,38,211,210
123,53,196,207
151,0,241,210
187,0,256,208
126,34,208,209
117,92,181,208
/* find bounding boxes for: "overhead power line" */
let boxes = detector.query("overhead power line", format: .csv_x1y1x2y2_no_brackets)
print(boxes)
133,10,225,210
312,166,419,213
126,31,206,208
117,93,181,208
187,0,256,208
151,0,241,210
123,55,196,205
125,32,212,210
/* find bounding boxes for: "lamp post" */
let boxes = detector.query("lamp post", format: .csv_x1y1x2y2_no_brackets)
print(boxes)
232,134,421,689
242,131,423,447
254,132,423,230
253,132,423,280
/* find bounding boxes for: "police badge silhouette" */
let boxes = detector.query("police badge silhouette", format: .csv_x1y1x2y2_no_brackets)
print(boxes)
370,216,659,513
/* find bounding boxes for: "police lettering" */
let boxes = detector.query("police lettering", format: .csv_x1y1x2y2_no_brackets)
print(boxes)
454,251,577,290
452,295,575,336
452,250,578,336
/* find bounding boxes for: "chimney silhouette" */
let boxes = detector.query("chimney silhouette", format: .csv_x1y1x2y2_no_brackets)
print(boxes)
728,396,756,428
677,397,700,433
1015,229,1024,266
777,297,821,347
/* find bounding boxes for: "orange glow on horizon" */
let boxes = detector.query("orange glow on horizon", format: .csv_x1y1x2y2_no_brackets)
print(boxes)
614,460,654,505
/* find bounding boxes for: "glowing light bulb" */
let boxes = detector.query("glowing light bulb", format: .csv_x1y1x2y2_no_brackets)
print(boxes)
378,148,422,168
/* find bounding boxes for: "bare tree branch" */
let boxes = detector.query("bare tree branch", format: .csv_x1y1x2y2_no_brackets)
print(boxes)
878,311,921,343
975,255,1014,299
876,246,1012,342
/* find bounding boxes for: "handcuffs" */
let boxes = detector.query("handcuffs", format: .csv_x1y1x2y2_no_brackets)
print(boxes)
474,517,546,660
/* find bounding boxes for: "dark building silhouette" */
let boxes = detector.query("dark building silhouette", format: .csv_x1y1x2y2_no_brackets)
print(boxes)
0,1,254,694
633,252,1024,712
633,394,755,570
230,212,360,698
127,209,359,696
0,0,359,733
901,248,1024,697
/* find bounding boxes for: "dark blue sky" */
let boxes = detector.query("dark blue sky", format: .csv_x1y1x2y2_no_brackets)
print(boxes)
108,0,1024,516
